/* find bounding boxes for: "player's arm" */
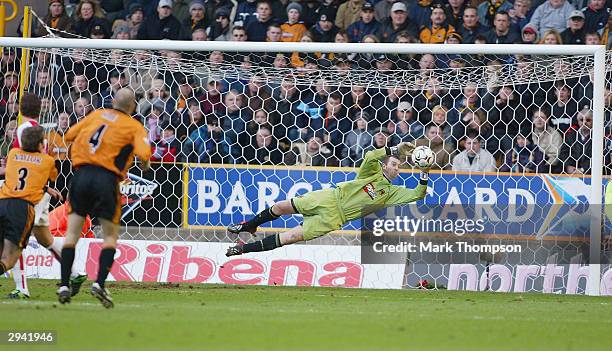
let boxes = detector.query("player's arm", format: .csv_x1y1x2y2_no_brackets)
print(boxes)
357,143,414,179
386,169,429,205
133,125,152,170
63,116,91,143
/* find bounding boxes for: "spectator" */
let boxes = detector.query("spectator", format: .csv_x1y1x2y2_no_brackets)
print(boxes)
192,27,208,41
341,112,372,166
231,25,248,42
345,85,372,120
584,30,603,44
73,0,110,38
207,8,232,41
529,0,575,37
218,89,251,158
458,6,487,44
0,91,18,127
445,0,467,28
199,80,224,115
415,124,453,170
483,11,521,44
246,1,276,41
124,3,145,39
172,0,192,24
394,101,424,141
413,77,452,124
182,100,210,163
137,0,182,40
484,85,527,153
311,8,340,42
376,2,418,42
419,4,456,44
101,0,130,24
241,125,284,165
539,29,563,43
112,24,131,39
561,108,593,174
151,123,181,163
582,0,610,34
38,0,74,37
47,112,71,161
100,70,127,108
371,86,408,129
431,105,453,143
281,2,307,42
521,23,540,43
369,127,394,150
452,132,497,172
549,82,578,133
181,0,207,40
289,135,337,166
500,134,546,173
70,96,93,125
561,10,586,44
319,93,352,157
63,74,101,114
266,23,283,42
452,109,494,152
508,0,532,31
531,109,563,173
30,70,62,103
0,119,16,161
266,78,300,141
448,83,481,124
235,0,258,27
346,2,380,43
144,100,166,144
335,0,364,30
477,0,513,27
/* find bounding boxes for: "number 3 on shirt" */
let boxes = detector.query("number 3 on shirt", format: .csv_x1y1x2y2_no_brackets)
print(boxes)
89,124,108,153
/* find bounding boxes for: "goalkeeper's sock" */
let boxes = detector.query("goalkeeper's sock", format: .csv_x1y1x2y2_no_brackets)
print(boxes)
242,234,282,253
60,246,76,288
243,207,280,231
96,248,116,289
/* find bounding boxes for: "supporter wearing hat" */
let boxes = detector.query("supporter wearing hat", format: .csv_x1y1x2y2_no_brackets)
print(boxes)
560,10,586,44
122,3,144,39
521,22,540,43
207,7,232,41
335,0,366,30
39,0,74,37
346,2,381,43
74,0,111,38
375,1,419,42
112,24,131,39
180,0,207,39
281,2,307,42
310,7,340,42
137,0,182,40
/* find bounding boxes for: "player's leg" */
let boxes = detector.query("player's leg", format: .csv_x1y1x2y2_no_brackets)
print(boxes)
90,218,117,309
226,226,304,257
8,255,29,299
227,199,297,234
57,213,85,304
0,240,23,275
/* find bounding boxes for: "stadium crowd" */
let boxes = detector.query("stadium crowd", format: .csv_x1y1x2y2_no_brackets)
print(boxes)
1,0,612,174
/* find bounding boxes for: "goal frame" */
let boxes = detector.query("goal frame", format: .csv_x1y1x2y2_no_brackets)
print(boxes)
0,37,605,295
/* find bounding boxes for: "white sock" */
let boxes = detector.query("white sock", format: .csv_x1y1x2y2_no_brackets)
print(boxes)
71,249,87,278
46,238,63,262
12,255,29,295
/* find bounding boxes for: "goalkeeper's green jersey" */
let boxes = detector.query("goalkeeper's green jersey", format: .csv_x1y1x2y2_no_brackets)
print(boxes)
334,148,428,223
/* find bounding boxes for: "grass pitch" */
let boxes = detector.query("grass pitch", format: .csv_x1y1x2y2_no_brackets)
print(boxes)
1,280,611,351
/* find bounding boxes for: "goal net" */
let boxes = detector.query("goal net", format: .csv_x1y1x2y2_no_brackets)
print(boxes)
2,24,610,294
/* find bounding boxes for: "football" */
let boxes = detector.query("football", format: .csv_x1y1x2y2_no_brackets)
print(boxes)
411,146,434,168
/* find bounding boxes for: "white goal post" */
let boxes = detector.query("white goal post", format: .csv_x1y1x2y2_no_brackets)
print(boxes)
0,37,606,295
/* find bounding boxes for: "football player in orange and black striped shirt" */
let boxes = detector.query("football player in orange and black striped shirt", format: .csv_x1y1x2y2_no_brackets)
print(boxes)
58,88,151,308
0,126,60,276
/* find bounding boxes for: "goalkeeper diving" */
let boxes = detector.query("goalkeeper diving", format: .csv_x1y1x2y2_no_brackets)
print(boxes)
226,143,429,256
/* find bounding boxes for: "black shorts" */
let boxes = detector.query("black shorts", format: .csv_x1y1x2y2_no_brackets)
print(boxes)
69,165,122,224
0,198,35,249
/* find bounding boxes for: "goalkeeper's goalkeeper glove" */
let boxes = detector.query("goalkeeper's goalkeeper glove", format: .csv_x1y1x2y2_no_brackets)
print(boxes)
389,142,416,159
